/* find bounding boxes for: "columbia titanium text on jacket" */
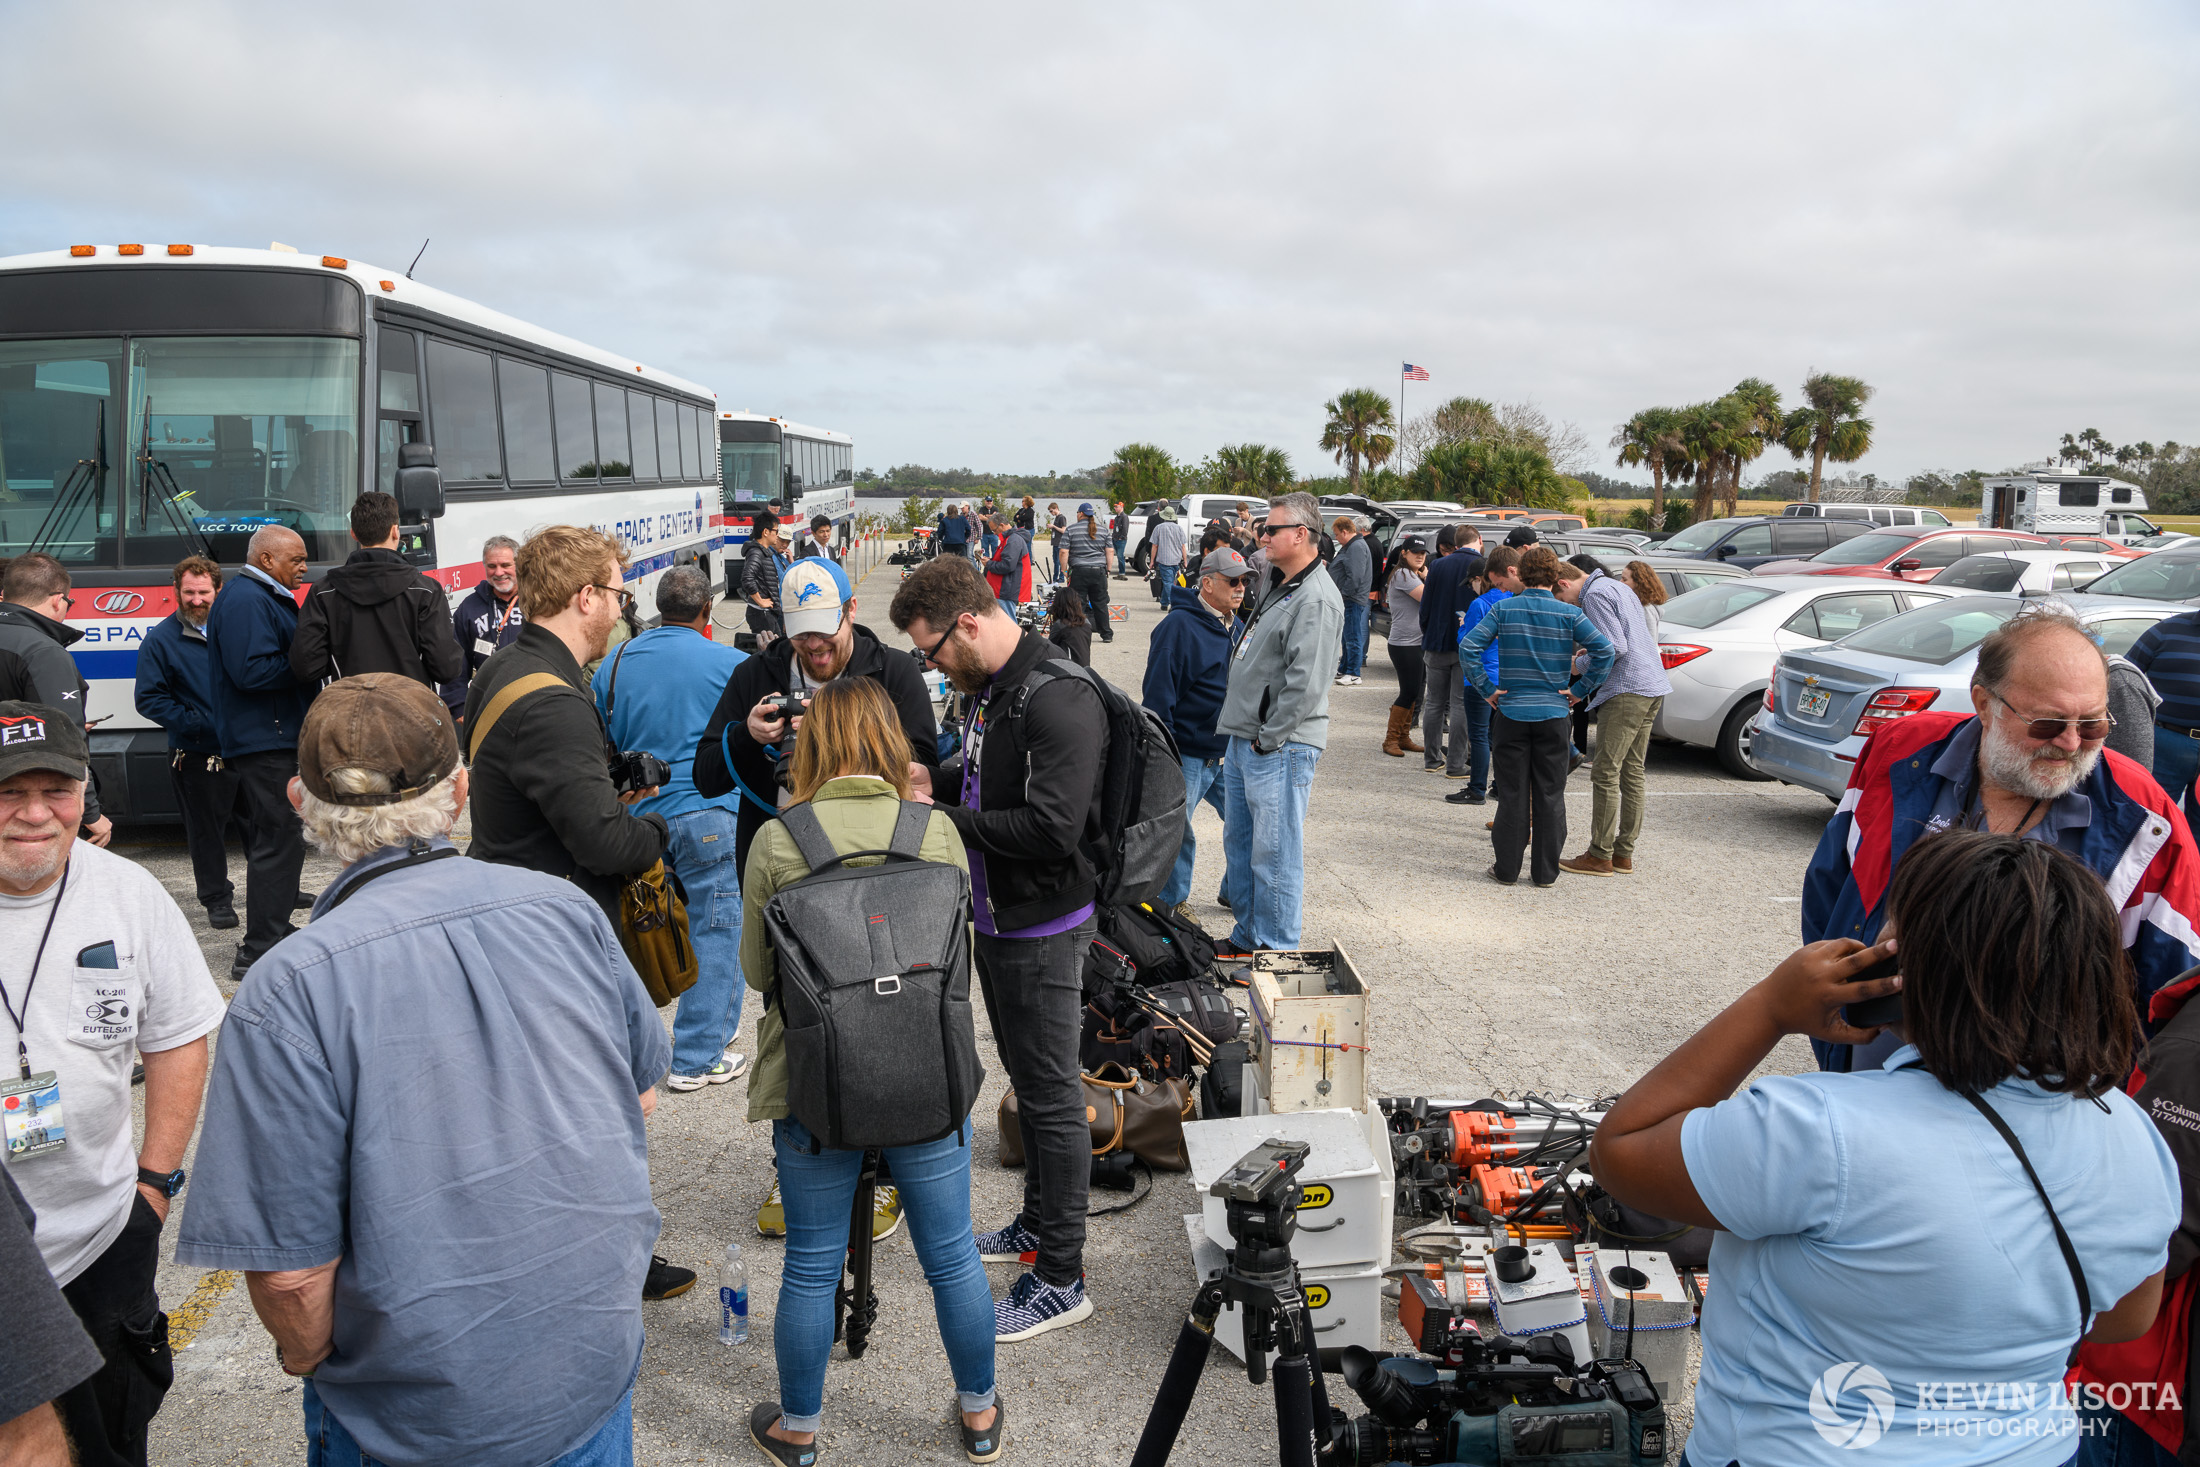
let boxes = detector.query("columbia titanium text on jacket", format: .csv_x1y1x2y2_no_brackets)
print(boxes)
1216,562,1346,752
134,614,221,754
204,570,312,759
461,622,670,923
289,548,465,688
690,622,940,878
1803,709,2200,1067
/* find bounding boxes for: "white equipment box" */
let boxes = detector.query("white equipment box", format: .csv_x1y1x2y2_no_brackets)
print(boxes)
1183,1215,1386,1365
1579,1247,1698,1404
1242,948,1368,1114
1184,1110,1389,1272
1485,1241,1592,1367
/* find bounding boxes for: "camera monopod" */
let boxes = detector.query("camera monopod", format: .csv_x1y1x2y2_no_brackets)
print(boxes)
831,1149,883,1358
1131,1139,1337,1467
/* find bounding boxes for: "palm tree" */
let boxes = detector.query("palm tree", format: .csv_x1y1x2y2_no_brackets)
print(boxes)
1675,401,1747,523
1210,443,1294,498
1106,443,1178,502
1779,372,1874,502
1724,378,1785,517
1319,388,1397,495
1611,407,1685,529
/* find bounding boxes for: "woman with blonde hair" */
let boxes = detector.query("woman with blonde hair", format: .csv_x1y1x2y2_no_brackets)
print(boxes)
741,677,1003,1465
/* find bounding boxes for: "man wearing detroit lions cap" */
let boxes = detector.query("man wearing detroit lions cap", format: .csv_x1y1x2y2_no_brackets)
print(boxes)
695,557,938,882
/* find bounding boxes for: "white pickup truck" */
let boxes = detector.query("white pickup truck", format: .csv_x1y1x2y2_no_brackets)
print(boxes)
1979,473,2161,544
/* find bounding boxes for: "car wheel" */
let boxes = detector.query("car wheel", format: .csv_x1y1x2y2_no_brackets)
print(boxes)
1717,702,1774,782
1133,545,1149,574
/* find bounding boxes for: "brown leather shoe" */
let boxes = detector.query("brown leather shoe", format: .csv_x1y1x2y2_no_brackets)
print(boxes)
1558,851,1615,878
1613,855,1635,874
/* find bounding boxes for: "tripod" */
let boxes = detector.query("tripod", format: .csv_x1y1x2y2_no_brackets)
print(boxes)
831,1150,882,1358
1130,1238,1337,1467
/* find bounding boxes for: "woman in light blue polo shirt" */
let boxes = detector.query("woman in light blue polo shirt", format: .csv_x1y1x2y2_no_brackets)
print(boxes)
1592,831,2178,1465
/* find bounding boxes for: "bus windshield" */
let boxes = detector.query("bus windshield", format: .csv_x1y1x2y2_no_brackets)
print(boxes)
0,335,359,566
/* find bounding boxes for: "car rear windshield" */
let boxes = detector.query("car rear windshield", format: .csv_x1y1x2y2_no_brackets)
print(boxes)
1932,556,2022,592
1809,530,1916,566
2087,555,2200,603
1839,599,2015,664
1657,520,1739,553
1659,583,1782,628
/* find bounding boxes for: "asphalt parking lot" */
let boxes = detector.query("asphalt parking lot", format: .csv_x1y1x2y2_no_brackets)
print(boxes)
132,555,1841,1465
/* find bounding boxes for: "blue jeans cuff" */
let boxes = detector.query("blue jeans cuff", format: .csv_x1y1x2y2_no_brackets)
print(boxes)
959,1389,997,1416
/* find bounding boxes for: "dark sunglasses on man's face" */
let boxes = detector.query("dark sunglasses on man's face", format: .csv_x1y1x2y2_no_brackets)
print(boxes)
1991,689,2113,742
1257,521,1305,539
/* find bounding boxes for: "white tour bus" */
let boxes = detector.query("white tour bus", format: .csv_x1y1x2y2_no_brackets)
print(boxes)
0,242,724,823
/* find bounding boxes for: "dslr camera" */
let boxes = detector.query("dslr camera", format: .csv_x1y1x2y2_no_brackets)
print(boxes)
766,692,812,728
608,749,671,797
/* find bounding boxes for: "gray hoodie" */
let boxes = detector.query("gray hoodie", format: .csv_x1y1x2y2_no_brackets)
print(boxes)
1217,562,1346,751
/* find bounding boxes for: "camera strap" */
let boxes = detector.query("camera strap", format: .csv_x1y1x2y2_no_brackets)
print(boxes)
1905,1063,2092,1363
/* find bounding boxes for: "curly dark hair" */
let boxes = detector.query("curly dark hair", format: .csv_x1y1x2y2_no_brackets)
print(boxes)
1885,829,2137,1098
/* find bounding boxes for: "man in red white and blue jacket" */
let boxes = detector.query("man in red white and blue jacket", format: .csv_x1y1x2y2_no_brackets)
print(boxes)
1802,606,2200,1071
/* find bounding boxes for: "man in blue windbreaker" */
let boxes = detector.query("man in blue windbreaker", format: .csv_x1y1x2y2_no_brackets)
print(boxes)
1142,546,1255,925
135,555,251,929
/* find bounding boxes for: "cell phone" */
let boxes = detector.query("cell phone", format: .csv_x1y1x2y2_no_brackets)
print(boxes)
1842,956,1904,1030
76,941,118,970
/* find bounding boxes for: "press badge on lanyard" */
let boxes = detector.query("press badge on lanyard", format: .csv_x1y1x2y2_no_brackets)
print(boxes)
1,864,74,1159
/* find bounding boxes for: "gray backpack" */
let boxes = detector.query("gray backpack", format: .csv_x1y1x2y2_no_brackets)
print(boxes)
763,800,984,1150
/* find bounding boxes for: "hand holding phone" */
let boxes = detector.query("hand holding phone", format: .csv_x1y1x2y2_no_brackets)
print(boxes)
1842,956,1904,1031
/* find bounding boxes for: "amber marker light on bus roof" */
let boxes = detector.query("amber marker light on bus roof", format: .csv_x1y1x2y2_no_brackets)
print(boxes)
167,244,194,256
321,256,348,269
70,245,95,257
379,280,396,291
119,244,145,256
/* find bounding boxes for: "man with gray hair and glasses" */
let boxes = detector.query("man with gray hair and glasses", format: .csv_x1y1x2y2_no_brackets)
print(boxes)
177,673,671,1467
1801,600,2200,1073
441,534,524,721
1216,491,1345,951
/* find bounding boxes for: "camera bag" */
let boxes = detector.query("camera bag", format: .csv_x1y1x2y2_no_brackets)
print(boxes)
763,800,984,1150
1095,901,1219,989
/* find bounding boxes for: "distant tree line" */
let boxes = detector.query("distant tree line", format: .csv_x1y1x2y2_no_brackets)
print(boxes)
1611,372,1874,530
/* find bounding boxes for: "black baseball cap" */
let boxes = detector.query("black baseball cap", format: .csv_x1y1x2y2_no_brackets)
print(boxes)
0,703,89,783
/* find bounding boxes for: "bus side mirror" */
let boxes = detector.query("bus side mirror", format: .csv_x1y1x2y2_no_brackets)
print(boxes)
395,442,445,521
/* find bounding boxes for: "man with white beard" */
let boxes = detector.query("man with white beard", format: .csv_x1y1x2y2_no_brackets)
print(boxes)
1801,601,2200,1071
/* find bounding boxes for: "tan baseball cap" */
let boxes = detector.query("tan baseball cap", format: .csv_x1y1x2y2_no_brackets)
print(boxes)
298,674,460,807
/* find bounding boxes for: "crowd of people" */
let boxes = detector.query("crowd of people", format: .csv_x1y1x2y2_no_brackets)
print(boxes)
17,488,2200,1465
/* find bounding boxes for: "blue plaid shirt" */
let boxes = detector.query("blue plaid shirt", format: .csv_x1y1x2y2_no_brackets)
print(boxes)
1459,588,1615,722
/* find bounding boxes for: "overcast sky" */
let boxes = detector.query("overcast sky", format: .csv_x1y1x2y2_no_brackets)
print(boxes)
4,0,2195,484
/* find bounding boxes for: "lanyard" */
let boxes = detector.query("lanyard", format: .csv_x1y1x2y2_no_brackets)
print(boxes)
1237,562,1318,646
1961,777,2044,837
0,863,69,1082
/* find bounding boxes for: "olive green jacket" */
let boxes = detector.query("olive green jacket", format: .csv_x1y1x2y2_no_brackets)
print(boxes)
739,777,970,1122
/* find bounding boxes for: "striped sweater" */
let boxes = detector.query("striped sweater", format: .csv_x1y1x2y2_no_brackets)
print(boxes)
1458,588,1615,722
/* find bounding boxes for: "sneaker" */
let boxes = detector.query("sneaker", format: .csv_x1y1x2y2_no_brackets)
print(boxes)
974,1218,1041,1264
959,1397,1006,1463
757,1179,786,1237
1445,770,1473,779
994,1271,1092,1342
206,900,238,930
1171,900,1199,928
1333,674,1351,685
666,1055,747,1091
643,1255,696,1300
872,1185,903,1242
749,1403,818,1467
1445,787,1485,806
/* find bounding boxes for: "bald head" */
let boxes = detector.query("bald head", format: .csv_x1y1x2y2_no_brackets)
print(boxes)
249,526,310,589
1971,605,2111,799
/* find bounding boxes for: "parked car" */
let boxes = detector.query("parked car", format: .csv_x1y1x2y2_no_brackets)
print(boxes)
2135,533,2197,551
1654,576,1964,779
2076,549,2200,606
1927,550,2114,594
1597,528,1655,548
1538,532,1662,565
1748,593,2184,797
2040,533,2147,561
1751,526,2048,581
1644,516,1875,571
1780,501,1957,529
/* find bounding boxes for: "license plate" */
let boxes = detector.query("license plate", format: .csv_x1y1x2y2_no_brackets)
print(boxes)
1797,687,1831,718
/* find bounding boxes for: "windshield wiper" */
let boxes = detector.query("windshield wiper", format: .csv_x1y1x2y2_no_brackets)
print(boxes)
134,397,211,561
27,399,106,558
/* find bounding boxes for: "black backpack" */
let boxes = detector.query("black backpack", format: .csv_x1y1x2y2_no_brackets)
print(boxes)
1096,901,1219,990
762,801,985,1150
1010,660,1186,908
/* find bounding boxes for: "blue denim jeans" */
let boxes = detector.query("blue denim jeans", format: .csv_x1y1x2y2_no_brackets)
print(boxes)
1465,687,1492,796
997,596,1021,619
771,1115,996,1433
1338,602,1370,677
1221,736,1320,950
2077,1404,2179,1466
665,806,746,1076
1112,535,1127,570
1160,754,1229,907
305,1380,633,1466
2151,726,2200,824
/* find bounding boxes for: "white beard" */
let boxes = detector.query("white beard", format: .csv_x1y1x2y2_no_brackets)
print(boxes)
1980,716,2098,802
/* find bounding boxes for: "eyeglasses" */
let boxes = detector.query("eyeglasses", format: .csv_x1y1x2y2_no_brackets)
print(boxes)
920,619,960,667
1990,689,2114,742
590,584,636,612
1256,521,1307,539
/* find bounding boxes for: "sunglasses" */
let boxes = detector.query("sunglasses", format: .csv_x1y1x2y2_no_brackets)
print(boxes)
1991,689,2113,742
1256,521,1306,539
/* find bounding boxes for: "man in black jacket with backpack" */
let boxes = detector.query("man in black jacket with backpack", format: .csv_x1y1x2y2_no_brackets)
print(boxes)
891,555,1107,1345
290,491,465,689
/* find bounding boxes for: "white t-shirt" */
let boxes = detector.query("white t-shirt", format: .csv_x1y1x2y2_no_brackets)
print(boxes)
0,842,224,1283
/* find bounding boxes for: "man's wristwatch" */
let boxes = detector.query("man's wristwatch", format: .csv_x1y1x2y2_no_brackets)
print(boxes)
138,1166,187,1198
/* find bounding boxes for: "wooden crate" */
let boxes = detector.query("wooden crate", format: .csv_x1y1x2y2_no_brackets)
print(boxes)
1246,946,1369,1113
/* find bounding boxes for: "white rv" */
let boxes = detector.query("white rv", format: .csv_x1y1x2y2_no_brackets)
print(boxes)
1980,473,2159,544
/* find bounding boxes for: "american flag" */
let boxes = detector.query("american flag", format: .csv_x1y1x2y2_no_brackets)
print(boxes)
1402,363,1430,381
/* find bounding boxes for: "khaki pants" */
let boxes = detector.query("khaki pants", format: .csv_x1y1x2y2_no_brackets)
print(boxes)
1588,693,1661,861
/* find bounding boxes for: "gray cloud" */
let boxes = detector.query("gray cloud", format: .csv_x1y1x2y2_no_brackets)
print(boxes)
4,0,2196,480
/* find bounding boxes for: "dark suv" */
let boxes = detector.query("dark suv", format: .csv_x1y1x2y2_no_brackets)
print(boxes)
1643,516,1873,570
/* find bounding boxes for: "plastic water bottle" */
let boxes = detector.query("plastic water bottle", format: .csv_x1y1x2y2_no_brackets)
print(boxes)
719,1242,749,1345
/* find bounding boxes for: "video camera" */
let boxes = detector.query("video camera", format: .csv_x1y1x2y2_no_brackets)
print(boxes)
608,749,671,797
1329,1332,1665,1467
